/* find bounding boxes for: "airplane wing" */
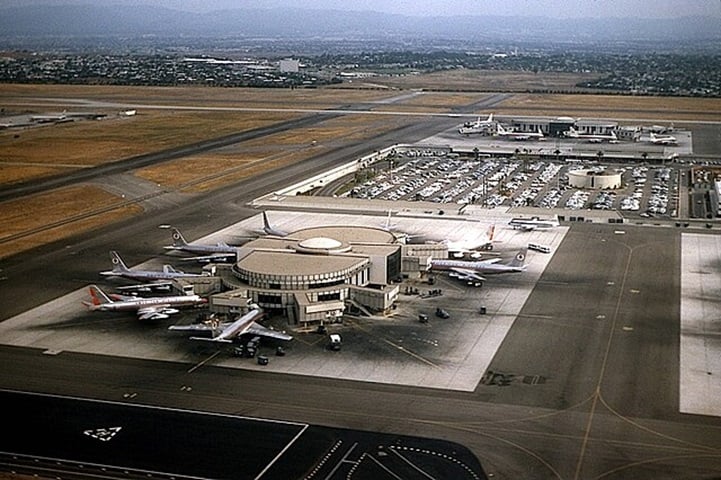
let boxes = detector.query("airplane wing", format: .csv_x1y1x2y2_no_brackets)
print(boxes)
475,257,502,264
169,321,234,342
450,268,486,282
177,253,236,263
137,306,174,321
116,281,173,293
170,319,291,341
172,312,256,342
168,322,227,332
246,323,293,341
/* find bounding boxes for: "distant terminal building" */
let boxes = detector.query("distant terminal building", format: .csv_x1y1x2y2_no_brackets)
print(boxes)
210,225,427,327
568,168,622,189
279,58,300,73
616,125,641,142
547,117,576,137
575,119,618,136
498,116,620,138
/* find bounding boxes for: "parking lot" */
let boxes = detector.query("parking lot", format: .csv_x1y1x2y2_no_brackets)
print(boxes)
345,153,681,220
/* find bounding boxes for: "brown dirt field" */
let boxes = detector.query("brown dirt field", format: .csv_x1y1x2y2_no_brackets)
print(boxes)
175,148,332,193
0,84,401,188
0,185,142,259
0,163,76,185
0,84,397,109
0,110,297,167
136,112,411,193
240,113,411,147
135,153,266,188
392,92,491,108
370,69,600,92
495,94,721,121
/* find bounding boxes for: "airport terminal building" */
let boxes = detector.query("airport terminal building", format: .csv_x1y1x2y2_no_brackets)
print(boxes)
210,225,416,327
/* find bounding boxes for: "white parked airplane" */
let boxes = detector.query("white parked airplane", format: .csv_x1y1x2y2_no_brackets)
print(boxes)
564,127,617,143
646,132,678,145
509,215,559,231
409,225,496,257
260,211,289,237
82,284,206,320
101,251,206,282
496,124,544,141
379,210,418,243
430,248,527,286
234,211,290,243
164,228,238,262
30,110,67,123
444,224,496,256
458,113,495,135
169,303,292,342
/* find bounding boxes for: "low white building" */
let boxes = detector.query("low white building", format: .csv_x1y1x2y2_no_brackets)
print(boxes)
568,168,622,189
279,58,300,73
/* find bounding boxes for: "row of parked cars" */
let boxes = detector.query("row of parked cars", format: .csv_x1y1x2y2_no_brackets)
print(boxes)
346,155,676,218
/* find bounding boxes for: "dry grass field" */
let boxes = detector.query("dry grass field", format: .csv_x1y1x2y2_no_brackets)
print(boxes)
135,113,414,193
241,113,410,146
0,186,142,259
136,145,330,193
497,94,721,121
0,84,397,109
370,69,601,92
0,86,411,258
0,110,300,185
387,92,492,108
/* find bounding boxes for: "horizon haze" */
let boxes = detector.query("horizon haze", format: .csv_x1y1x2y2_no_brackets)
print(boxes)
0,0,720,18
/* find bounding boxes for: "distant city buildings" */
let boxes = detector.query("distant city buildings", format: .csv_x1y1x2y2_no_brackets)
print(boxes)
0,53,338,88
0,50,718,96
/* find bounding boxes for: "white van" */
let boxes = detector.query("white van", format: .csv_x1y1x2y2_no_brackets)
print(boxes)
528,242,551,254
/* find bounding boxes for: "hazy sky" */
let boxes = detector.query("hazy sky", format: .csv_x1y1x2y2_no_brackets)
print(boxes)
3,0,721,18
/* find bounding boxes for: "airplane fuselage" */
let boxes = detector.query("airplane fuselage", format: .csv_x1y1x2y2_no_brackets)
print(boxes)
430,259,523,275
565,128,617,142
216,310,263,341
509,217,558,230
102,270,204,281
167,243,236,255
90,295,204,312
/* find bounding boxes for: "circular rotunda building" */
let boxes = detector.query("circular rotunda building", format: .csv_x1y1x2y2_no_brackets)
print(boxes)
567,168,622,190
220,224,402,325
